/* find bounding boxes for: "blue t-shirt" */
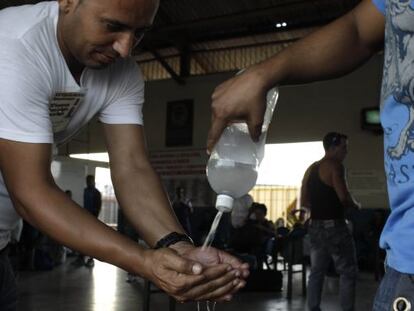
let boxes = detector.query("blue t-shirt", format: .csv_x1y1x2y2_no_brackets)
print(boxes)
372,0,414,273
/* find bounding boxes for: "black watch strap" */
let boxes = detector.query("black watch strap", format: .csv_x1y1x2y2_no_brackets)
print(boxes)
154,232,194,249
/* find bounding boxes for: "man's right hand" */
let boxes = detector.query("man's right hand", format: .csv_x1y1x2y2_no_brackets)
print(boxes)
207,67,270,153
141,247,244,302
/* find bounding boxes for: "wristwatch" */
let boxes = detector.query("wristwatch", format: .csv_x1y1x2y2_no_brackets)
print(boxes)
154,232,194,249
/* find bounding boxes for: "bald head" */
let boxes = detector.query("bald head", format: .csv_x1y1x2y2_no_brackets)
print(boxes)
57,0,159,71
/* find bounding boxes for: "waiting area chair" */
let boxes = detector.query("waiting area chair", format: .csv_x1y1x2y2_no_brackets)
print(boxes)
281,228,308,300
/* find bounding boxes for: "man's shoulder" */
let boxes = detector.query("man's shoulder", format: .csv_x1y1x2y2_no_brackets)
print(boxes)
320,158,344,175
320,158,342,167
0,2,56,40
0,2,58,75
305,161,320,174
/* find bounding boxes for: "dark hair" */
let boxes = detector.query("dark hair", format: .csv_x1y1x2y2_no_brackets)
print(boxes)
251,202,267,214
323,132,347,151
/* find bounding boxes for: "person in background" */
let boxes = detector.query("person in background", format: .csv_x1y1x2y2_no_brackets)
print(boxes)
249,203,275,239
117,207,141,283
0,0,248,308
172,187,193,237
207,0,414,308
229,203,275,265
63,190,76,258
83,175,102,219
301,132,360,311
73,175,102,267
18,221,40,272
275,217,285,229
231,194,253,229
274,217,289,238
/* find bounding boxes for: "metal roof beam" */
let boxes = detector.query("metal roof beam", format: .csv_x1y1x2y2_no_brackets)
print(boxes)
179,44,191,77
147,48,185,84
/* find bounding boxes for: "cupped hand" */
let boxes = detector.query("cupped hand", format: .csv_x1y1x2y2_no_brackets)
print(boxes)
172,243,250,301
174,244,249,278
141,246,248,303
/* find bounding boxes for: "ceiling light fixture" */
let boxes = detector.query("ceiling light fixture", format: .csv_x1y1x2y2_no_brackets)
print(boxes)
275,22,288,28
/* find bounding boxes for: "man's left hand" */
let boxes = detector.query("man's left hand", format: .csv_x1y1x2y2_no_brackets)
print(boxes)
170,243,250,302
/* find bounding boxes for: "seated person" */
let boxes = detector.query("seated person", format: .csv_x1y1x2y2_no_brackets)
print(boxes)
231,194,254,229
249,203,276,239
229,203,277,268
172,187,193,236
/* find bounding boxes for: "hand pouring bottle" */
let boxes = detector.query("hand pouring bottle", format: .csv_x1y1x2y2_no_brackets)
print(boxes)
207,87,279,212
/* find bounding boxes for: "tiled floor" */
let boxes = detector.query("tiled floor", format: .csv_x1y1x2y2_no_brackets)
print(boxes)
16,259,379,311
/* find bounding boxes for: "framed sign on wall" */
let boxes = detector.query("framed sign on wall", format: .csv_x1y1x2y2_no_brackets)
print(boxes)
166,99,194,147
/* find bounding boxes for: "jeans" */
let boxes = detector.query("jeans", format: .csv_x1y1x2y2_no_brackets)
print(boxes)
373,266,414,311
0,247,17,311
307,223,358,311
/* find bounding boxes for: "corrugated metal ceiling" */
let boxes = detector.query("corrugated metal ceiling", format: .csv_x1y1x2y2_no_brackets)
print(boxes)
0,0,361,82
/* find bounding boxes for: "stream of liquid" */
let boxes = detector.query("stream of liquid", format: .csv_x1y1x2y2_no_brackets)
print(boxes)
202,211,224,249
196,211,224,311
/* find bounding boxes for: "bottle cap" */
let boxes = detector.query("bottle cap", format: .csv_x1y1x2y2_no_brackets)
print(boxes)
215,194,234,213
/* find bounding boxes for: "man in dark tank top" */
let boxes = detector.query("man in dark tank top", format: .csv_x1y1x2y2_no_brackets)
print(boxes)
301,132,360,311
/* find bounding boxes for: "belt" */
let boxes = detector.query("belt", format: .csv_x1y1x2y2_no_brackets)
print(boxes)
310,219,346,228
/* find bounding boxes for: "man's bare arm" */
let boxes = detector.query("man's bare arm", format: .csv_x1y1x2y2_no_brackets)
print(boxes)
0,137,247,302
258,0,385,87
102,124,185,246
208,0,385,151
300,165,313,209
331,162,361,210
0,138,146,274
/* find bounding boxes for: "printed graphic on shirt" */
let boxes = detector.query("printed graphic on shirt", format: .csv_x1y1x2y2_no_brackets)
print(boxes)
381,0,414,185
49,91,85,133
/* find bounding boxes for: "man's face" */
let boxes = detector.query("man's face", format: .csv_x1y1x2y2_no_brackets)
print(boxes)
58,0,159,69
253,209,266,222
334,138,348,162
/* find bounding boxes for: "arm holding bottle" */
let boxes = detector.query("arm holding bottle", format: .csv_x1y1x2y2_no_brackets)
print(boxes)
207,0,385,152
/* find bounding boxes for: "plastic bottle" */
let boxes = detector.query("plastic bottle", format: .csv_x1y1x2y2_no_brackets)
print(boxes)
206,87,279,212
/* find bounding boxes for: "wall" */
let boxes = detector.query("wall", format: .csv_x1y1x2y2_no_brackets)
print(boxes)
59,53,389,209
52,156,107,206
